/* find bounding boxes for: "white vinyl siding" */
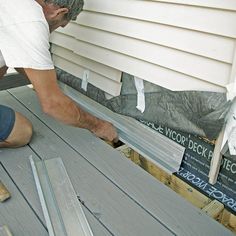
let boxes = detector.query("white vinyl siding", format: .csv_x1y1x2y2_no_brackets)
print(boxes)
50,0,236,93
149,1,236,11
50,33,122,96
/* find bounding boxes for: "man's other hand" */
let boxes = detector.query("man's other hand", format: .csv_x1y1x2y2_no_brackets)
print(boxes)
92,120,118,142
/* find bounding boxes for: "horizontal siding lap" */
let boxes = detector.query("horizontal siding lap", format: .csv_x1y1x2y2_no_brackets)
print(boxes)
50,32,75,51
67,24,231,86
72,39,225,92
84,0,236,38
50,0,236,92
149,0,236,11
56,24,74,37
51,45,122,82
53,55,122,96
77,12,234,63
51,32,226,91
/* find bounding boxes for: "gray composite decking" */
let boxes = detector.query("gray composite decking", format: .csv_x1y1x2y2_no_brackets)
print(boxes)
0,86,234,236
0,73,29,91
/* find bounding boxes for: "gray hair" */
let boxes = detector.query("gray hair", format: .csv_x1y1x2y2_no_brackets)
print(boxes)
45,0,84,20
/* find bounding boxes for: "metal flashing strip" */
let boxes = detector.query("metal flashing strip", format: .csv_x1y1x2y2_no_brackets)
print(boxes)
30,157,93,236
0,225,13,236
59,82,185,173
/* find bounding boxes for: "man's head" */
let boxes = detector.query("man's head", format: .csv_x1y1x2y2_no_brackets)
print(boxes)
42,0,84,32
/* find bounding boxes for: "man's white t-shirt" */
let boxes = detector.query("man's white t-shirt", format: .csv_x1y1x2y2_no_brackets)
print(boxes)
0,0,54,70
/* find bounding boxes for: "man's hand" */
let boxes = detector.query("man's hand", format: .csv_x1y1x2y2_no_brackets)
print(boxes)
91,120,118,142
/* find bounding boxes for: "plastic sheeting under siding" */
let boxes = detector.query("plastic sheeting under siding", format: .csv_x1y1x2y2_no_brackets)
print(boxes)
56,68,232,140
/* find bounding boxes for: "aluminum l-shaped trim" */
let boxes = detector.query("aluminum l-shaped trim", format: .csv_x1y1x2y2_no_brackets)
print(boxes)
59,82,185,173
30,157,94,236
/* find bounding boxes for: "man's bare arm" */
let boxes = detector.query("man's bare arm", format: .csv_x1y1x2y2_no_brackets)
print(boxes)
22,68,118,141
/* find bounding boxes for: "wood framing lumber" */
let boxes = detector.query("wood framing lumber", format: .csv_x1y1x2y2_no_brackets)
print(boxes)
0,181,11,202
208,128,224,184
202,200,224,219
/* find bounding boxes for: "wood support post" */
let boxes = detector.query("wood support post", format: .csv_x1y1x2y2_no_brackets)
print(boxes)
0,181,11,202
208,129,224,185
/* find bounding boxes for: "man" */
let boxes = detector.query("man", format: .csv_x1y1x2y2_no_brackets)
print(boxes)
0,0,118,148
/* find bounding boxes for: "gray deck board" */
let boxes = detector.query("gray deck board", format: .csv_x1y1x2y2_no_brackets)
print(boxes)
0,89,174,236
0,145,45,223
0,142,110,236
0,164,48,235
8,86,234,236
0,73,29,91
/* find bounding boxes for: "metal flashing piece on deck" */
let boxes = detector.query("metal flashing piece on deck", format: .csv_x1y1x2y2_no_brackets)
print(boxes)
0,225,13,236
30,157,93,236
59,82,185,173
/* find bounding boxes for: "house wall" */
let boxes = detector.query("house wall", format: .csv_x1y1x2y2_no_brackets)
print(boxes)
50,0,236,94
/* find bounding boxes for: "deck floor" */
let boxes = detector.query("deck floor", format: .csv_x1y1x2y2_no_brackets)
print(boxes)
0,86,234,236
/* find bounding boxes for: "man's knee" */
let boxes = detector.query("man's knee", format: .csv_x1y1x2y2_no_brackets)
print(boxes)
0,110,33,148
7,112,33,147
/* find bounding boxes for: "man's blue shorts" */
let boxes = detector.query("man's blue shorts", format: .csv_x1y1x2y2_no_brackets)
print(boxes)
0,105,15,142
